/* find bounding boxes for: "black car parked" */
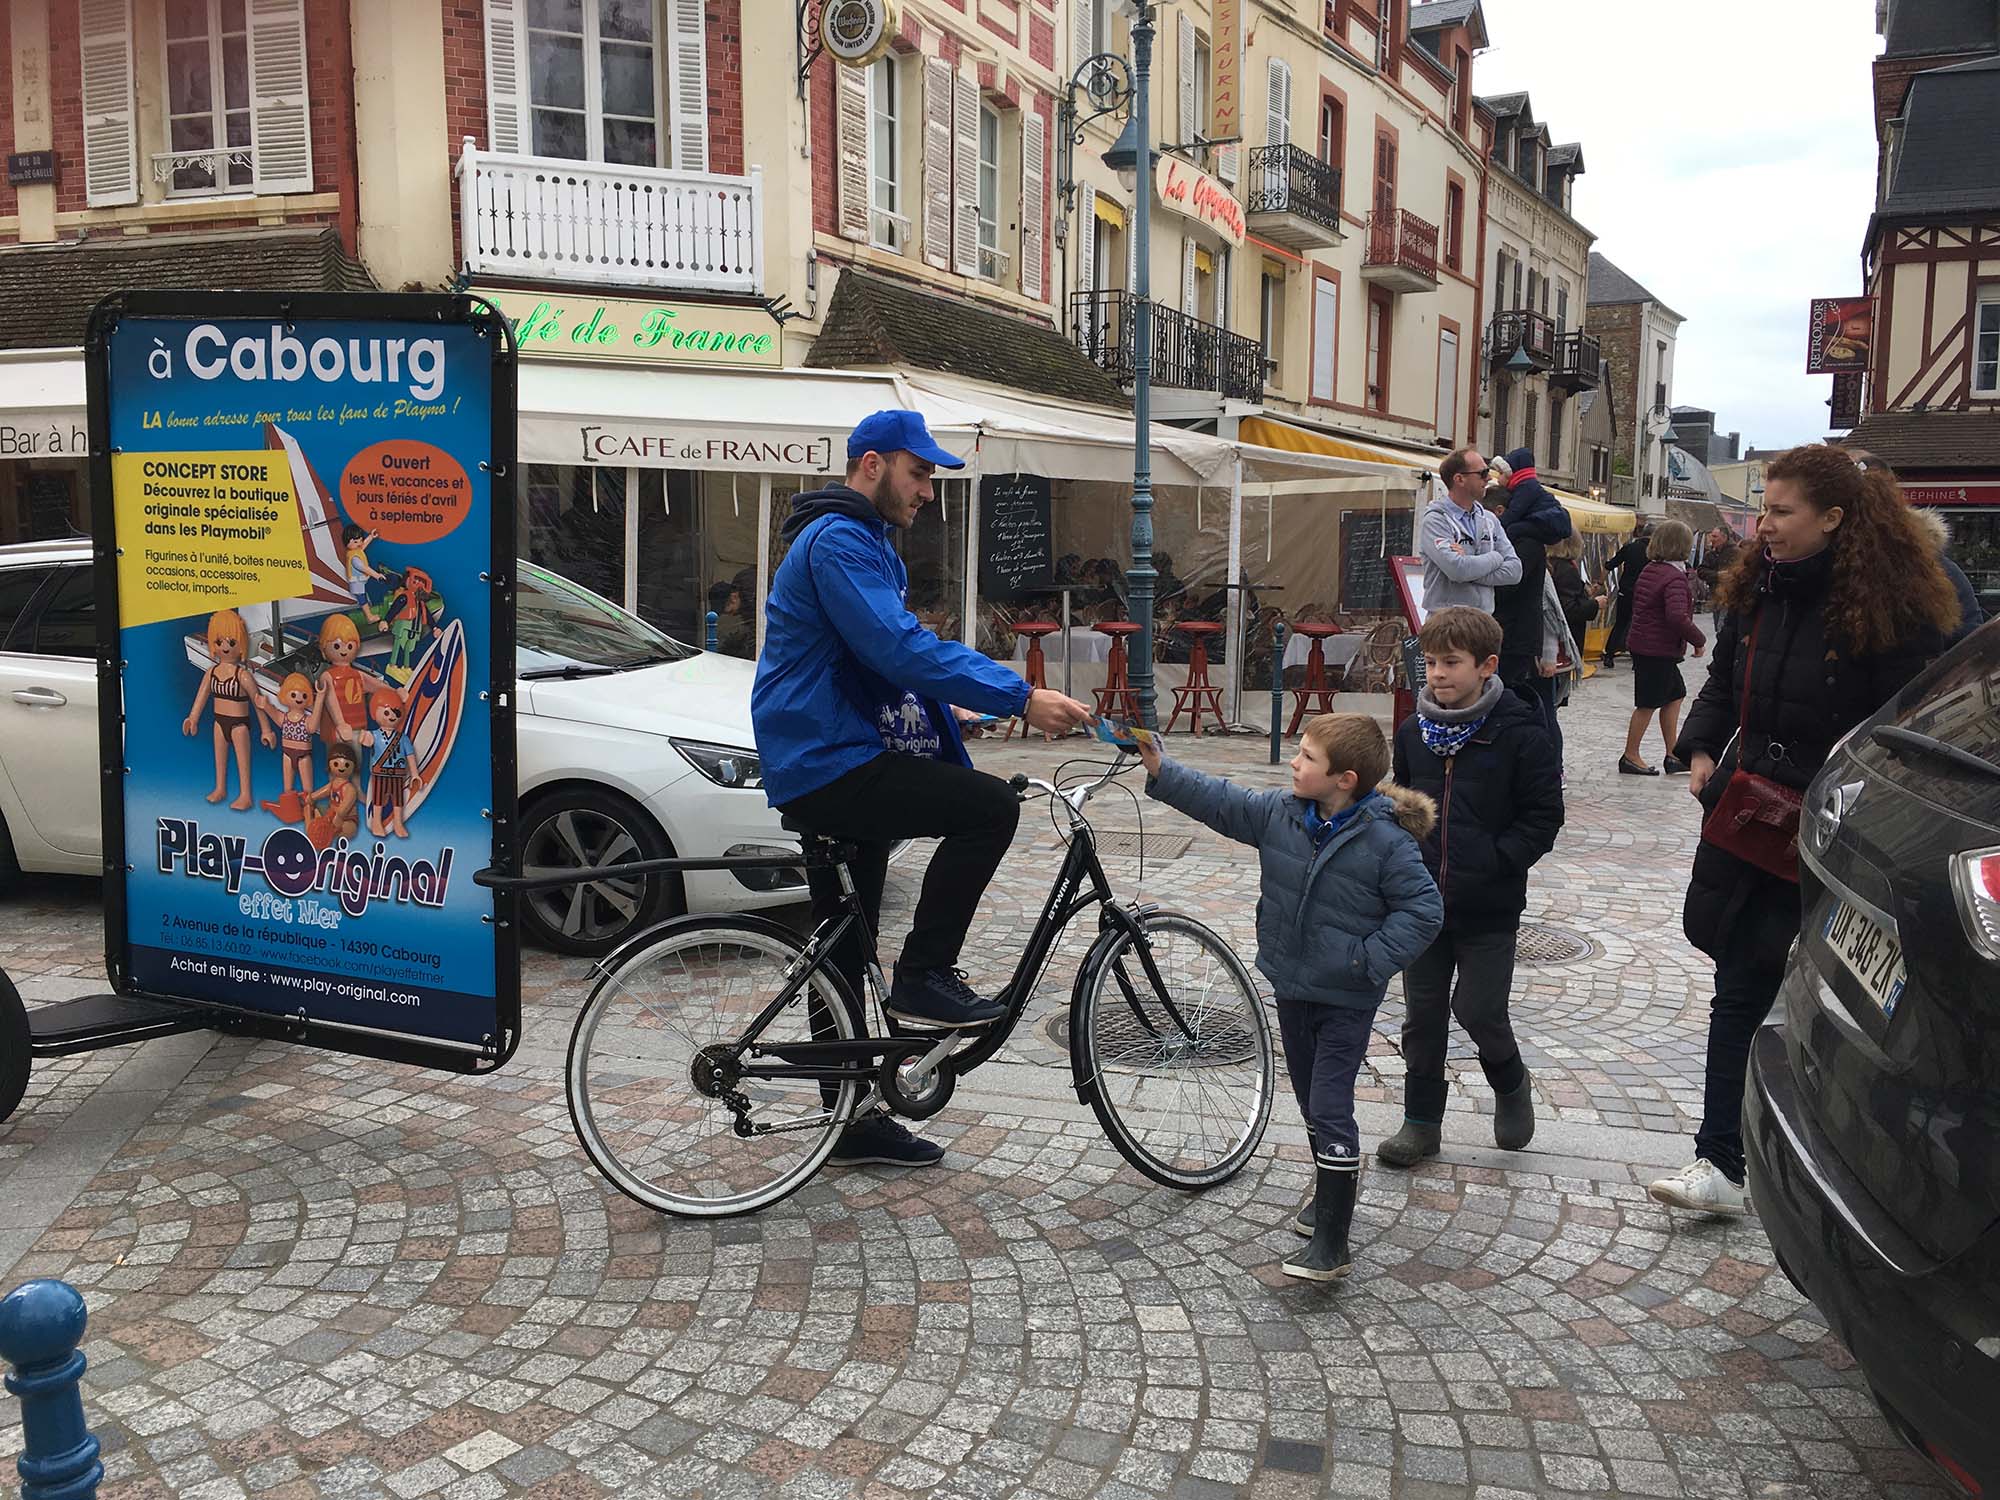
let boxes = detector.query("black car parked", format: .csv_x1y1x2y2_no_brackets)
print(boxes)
1746,617,2000,1497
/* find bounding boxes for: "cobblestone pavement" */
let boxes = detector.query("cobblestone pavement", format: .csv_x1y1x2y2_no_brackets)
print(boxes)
0,679,1949,1499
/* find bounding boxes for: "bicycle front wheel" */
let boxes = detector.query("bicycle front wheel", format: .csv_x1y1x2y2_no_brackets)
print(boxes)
1073,910,1273,1189
567,916,861,1218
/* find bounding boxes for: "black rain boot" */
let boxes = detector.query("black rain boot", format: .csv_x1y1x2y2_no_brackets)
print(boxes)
1293,1129,1317,1237
1281,1166,1357,1282
1376,1117,1441,1169
1494,1071,1536,1151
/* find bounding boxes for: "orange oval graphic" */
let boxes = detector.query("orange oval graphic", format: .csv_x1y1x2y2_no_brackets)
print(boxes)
340,440,473,545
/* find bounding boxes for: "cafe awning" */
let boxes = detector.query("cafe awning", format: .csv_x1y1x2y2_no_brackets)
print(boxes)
1236,415,1439,482
0,348,88,454
1550,486,1640,535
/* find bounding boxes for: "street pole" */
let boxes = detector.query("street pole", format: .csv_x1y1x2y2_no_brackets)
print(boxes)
1126,3,1158,729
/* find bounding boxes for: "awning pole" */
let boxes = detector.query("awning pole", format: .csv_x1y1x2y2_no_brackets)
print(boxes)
755,475,773,656
1225,451,1245,725
960,433,982,649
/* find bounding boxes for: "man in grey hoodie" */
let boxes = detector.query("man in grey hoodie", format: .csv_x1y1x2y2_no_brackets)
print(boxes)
1420,448,1522,614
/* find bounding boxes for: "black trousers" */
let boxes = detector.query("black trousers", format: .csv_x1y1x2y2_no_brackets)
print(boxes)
1604,590,1638,660
1276,999,1374,1169
1692,946,1786,1185
779,752,1021,1005
1399,924,1525,1123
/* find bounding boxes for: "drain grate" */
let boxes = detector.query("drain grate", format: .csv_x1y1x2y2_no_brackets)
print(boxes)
1515,922,1599,966
1092,832,1194,860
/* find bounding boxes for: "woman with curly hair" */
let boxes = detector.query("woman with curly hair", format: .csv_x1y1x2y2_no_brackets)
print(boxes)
1648,444,1959,1217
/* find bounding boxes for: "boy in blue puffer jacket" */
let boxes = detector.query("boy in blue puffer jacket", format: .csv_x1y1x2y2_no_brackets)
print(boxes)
1139,715,1442,1282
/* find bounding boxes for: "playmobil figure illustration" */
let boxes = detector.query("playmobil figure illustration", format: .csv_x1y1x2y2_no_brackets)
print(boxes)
359,687,422,839
313,614,388,767
306,744,362,848
255,672,322,821
183,609,277,810
341,523,386,607
367,566,444,685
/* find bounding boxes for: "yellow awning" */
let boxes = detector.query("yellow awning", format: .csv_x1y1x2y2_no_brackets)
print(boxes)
1549,486,1639,535
1093,195,1126,229
1238,416,1440,472
1194,247,1214,274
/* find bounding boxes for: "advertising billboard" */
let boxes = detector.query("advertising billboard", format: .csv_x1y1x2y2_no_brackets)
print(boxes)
1808,297,1874,375
87,292,518,1070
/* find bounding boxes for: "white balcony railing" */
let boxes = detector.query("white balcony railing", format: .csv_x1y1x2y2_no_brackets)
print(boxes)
456,138,763,296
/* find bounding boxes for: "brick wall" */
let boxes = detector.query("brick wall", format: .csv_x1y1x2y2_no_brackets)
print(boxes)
49,0,83,217
1585,301,1642,468
706,0,743,176
808,51,837,238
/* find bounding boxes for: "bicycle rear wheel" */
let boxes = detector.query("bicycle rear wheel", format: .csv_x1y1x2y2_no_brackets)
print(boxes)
567,915,860,1217
1073,910,1273,1189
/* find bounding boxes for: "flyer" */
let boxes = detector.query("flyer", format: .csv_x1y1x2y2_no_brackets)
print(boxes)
97,304,509,1051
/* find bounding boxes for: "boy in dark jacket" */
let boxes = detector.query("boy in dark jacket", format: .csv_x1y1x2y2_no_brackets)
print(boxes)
1382,607,1564,1168
1141,715,1442,1282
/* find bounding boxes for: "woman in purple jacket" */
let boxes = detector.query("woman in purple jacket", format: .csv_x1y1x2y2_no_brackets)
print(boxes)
1619,519,1705,776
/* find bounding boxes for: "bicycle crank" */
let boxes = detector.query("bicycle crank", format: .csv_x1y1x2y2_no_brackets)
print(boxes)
879,1040,958,1120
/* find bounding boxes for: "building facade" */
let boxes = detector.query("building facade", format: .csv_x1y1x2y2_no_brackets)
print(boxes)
1844,0,2000,613
1474,92,1596,490
1585,250,1682,514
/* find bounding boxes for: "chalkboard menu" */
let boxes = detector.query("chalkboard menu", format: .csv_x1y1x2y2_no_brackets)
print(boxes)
1340,509,1414,613
1400,635,1427,694
979,473,1053,602
20,471,76,541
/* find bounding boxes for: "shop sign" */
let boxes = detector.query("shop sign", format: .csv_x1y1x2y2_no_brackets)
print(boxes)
574,423,837,474
485,290,781,370
1212,0,1240,143
1807,296,1873,374
1829,370,1862,430
91,293,518,1066
1905,482,2000,507
0,418,86,458
7,151,57,186
1156,155,1246,247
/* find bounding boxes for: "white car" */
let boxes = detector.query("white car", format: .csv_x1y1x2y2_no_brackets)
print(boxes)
0,540,803,956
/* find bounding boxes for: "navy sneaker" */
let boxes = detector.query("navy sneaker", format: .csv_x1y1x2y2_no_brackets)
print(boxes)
827,1112,945,1168
886,966,1006,1030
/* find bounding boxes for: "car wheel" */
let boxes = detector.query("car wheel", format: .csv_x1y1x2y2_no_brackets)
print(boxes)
0,969,28,1124
0,807,18,894
517,787,683,957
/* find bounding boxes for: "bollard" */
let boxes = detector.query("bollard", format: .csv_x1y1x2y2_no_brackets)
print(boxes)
705,610,719,653
0,1280,101,1500
1269,620,1288,765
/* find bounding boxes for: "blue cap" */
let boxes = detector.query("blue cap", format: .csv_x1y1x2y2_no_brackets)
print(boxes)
847,409,965,470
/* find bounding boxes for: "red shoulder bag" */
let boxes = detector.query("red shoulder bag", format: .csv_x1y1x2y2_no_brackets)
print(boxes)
1699,612,1803,883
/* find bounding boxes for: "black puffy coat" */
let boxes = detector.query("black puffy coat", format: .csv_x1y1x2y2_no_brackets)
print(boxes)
1675,548,1939,969
1549,557,1599,645
1393,689,1564,933
1492,525,1548,670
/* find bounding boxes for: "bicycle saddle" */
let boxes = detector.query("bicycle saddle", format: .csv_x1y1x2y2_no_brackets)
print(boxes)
778,815,859,864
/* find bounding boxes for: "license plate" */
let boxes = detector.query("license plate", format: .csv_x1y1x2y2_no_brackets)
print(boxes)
1821,900,1907,1017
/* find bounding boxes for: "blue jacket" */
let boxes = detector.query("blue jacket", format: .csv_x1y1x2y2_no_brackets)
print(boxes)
1147,760,1443,1008
752,486,1032,806
1501,448,1574,543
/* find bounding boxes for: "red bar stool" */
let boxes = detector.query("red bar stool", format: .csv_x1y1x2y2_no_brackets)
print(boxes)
1286,621,1345,735
1165,621,1227,736
1006,621,1059,741
1092,621,1143,724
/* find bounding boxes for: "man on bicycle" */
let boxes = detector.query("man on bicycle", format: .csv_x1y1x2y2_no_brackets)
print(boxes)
753,410,1095,1166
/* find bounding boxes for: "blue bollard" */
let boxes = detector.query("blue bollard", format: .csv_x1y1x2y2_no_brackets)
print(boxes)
705,610,719,653
1269,620,1288,765
0,1280,100,1500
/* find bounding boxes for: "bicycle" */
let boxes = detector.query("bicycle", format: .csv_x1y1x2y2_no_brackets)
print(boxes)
559,754,1274,1218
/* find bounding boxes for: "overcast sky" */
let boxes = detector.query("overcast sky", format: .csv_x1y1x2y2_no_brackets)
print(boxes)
1470,0,1881,453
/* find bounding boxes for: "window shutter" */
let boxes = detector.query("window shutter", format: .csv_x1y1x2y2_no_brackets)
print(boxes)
484,0,527,153
79,0,137,208
1311,279,1336,402
1178,13,1196,144
952,74,980,278
248,0,312,194
1265,58,1289,147
1020,110,1046,301
1077,203,1097,297
1181,239,1196,313
1215,143,1238,184
922,56,953,269
668,0,708,171
1436,328,1459,442
1072,0,1093,70
836,62,871,241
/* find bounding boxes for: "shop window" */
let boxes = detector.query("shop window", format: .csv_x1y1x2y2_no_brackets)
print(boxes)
696,472,763,659
635,469,699,640
977,103,1002,281
163,0,253,194
901,478,969,647
868,57,906,253
1976,295,2000,397
523,465,627,611
525,0,661,167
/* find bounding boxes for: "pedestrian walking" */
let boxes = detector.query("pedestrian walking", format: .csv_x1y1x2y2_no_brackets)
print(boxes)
1600,522,1652,667
1381,607,1563,1169
1546,533,1604,651
1648,445,1958,1218
1618,520,1705,776
1138,716,1443,1282
1420,448,1522,615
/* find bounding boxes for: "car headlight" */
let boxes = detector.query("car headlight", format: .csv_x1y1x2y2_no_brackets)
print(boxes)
672,739,763,790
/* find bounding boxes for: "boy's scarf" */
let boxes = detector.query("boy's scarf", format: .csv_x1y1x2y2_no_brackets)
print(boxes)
1507,465,1539,488
1417,675,1504,758
1305,797,1364,850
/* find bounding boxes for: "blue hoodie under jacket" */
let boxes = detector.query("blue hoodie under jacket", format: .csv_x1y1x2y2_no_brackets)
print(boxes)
751,486,1032,807
1501,447,1574,544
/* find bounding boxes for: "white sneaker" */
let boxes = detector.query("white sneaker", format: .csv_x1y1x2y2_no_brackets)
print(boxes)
1647,1160,1749,1217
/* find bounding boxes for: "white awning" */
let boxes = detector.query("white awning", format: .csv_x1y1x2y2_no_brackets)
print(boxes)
0,348,88,459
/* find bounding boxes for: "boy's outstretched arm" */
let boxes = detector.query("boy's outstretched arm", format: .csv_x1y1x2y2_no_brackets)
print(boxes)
1145,756,1280,848
1356,837,1445,985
